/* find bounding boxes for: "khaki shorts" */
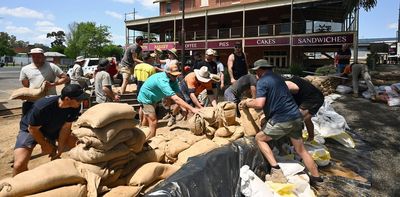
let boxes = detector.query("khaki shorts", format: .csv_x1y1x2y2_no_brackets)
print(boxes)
141,104,156,115
119,65,133,79
262,118,303,140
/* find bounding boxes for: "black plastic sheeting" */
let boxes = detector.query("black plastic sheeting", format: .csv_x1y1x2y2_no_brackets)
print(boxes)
145,137,267,197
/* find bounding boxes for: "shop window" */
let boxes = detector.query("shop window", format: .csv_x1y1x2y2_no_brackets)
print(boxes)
166,2,171,13
179,1,183,11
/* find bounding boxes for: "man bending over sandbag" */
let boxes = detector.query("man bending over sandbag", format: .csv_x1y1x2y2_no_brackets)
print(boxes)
137,64,199,141
241,59,327,196
284,75,324,141
13,84,89,176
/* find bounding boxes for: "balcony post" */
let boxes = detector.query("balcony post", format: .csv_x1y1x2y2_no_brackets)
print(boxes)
205,10,208,48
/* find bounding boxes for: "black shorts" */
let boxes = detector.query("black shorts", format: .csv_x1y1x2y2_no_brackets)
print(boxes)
15,131,56,149
299,99,324,115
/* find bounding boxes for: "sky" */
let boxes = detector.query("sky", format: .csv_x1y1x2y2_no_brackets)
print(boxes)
0,0,398,46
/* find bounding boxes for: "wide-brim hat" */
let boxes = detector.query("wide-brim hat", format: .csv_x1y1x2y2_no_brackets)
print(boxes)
166,64,182,76
210,74,221,83
75,56,85,63
205,48,215,56
29,48,44,54
168,48,178,58
194,66,212,83
251,59,274,70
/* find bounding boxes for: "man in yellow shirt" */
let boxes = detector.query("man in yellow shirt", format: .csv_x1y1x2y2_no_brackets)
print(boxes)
134,52,157,92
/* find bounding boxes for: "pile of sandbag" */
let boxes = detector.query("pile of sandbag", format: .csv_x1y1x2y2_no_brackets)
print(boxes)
303,76,341,96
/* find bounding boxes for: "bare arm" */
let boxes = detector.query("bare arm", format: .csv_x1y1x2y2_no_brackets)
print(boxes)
56,122,73,157
28,125,56,155
246,97,266,110
219,72,225,89
21,79,29,88
171,94,199,114
46,73,69,88
227,54,235,83
103,86,119,101
285,81,299,94
132,53,143,64
250,86,257,99
189,92,203,108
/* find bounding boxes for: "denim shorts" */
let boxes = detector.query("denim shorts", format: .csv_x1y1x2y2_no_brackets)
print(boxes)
15,131,37,149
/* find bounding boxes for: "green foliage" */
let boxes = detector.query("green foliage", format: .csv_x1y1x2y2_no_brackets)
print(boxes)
315,65,336,75
101,44,123,60
65,22,111,58
47,31,66,47
289,64,304,76
366,52,379,68
50,45,66,54
0,32,17,56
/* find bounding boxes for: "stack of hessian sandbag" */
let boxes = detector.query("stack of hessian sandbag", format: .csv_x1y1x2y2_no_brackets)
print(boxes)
9,82,46,101
303,76,341,96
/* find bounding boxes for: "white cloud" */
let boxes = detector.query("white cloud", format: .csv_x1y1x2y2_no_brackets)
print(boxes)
5,26,32,34
112,0,134,4
34,20,64,33
105,11,124,20
0,7,45,19
140,0,158,8
36,21,55,27
388,23,397,29
32,34,52,44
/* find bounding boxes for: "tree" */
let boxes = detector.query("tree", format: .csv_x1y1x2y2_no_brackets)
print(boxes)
0,32,16,56
47,31,66,47
101,44,124,60
345,0,377,12
65,22,111,58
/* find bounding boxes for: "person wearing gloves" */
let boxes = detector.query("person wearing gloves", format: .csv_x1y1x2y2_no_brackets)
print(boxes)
13,84,89,176
241,59,327,196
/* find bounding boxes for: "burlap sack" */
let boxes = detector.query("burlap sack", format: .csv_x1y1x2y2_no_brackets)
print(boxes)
176,139,219,166
148,135,167,150
0,159,85,197
212,137,231,147
77,129,134,151
127,162,180,187
188,113,205,135
76,103,136,128
121,149,165,178
174,131,207,145
9,82,46,101
143,179,164,194
108,152,137,169
124,128,146,153
73,119,137,143
164,139,191,163
101,169,123,187
216,101,237,127
68,143,131,164
103,186,142,197
214,127,234,137
198,107,216,123
76,162,112,180
26,184,87,197
239,107,259,137
228,125,244,142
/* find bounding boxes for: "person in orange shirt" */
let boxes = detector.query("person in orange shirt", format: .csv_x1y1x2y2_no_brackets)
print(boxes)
179,66,220,108
342,62,377,100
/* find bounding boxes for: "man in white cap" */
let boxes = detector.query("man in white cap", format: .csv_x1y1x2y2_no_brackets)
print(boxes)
241,59,327,196
70,56,90,89
137,64,199,140
180,66,220,108
19,48,69,114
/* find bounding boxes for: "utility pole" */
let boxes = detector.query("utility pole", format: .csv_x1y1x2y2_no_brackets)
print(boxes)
181,0,186,70
289,0,293,67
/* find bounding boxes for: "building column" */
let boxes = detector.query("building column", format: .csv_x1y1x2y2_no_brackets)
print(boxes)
242,7,246,52
205,10,208,48
147,19,151,44
354,6,359,64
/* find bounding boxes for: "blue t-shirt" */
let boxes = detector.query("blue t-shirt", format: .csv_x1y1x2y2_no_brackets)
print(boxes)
20,95,80,140
137,72,181,104
256,72,301,123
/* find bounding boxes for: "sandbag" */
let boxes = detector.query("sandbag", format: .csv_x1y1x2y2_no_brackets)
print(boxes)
76,162,112,180
164,139,191,163
197,107,216,123
216,101,237,127
101,168,123,187
77,129,133,151
127,162,180,187
239,107,259,137
9,82,46,101
103,186,142,197
228,126,245,142
212,137,231,147
26,184,87,197
76,103,136,128
148,135,167,150
214,127,233,137
174,131,207,145
121,149,165,177
188,113,205,135
108,153,137,170
0,159,85,197
68,143,131,164
124,128,146,153
176,139,219,166
73,119,137,143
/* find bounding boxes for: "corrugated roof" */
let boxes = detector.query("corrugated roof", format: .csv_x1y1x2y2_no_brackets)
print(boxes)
44,52,66,57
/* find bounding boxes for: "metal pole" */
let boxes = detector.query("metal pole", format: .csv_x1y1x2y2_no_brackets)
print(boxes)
181,0,185,70
289,0,293,67
133,8,136,39
354,5,359,64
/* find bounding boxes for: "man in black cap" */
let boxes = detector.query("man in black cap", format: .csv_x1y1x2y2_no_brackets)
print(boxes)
241,59,327,196
120,36,144,94
13,84,89,176
95,59,120,103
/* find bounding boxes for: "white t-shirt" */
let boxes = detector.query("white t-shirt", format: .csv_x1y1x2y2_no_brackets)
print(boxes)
94,71,113,103
70,64,88,88
19,62,64,96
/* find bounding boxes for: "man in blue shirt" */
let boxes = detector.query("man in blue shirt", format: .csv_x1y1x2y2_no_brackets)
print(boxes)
138,64,199,140
13,84,89,176
242,59,326,195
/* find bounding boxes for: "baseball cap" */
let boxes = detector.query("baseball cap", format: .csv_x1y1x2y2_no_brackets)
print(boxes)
61,84,89,101
166,64,182,76
205,48,215,56
29,48,44,54
251,59,274,70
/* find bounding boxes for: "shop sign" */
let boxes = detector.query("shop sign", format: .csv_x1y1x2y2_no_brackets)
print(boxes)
245,37,289,46
293,33,354,45
176,42,206,50
142,43,175,51
207,40,241,49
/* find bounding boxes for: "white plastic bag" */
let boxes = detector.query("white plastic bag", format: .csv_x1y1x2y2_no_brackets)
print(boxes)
312,99,349,137
240,165,273,197
336,85,352,94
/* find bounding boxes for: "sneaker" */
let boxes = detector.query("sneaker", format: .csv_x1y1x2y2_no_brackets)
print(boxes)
265,168,287,183
162,113,171,120
167,116,176,127
310,177,329,197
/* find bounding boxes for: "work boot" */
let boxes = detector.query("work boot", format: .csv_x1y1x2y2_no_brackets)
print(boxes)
265,168,287,183
167,115,176,127
310,176,329,197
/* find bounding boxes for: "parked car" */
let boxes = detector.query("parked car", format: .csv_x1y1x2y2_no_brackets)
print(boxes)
66,58,99,77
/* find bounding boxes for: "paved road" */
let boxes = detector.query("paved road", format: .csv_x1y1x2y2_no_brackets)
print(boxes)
0,67,23,110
